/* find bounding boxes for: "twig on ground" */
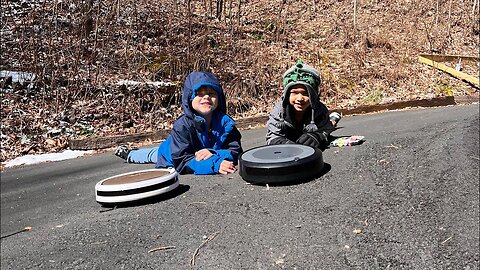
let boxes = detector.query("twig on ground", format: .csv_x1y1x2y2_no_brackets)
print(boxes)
470,156,480,161
21,144,36,155
385,144,401,149
0,226,32,240
190,231,220,266
188,202,207,207
99,206,117,213
441,236,453,244
148,246,176,253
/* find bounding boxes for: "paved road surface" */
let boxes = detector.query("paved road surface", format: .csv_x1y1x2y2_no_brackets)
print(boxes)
1,104,479,269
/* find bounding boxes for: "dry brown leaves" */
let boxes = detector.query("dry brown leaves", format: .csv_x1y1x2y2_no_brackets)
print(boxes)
1,0,478,163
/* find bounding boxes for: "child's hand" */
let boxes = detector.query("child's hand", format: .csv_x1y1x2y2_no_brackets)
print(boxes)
195,149,213,161
219,160,236,175
296,133,323,148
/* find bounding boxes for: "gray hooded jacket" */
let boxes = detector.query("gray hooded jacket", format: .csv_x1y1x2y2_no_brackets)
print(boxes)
266,98,334,147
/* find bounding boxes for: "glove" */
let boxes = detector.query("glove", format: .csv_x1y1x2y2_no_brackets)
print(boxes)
331,136,365,147
296,132,328,148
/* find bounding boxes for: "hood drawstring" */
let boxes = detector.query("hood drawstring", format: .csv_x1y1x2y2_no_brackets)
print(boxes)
304,108,318,132
274,107,288,130
274,105,318,132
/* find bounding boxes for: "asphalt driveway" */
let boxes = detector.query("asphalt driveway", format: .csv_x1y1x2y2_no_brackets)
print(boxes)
1,104,479,269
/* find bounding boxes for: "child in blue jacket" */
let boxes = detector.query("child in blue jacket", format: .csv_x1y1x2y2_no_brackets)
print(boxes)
115,71,243,175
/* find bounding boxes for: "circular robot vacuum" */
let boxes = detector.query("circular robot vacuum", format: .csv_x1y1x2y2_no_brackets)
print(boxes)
95,168,179,205
239,144,324,184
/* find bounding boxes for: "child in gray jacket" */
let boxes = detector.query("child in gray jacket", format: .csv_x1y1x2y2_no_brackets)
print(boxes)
266,60,340,150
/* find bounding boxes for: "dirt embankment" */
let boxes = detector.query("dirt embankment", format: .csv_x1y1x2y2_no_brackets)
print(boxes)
1,0,479,162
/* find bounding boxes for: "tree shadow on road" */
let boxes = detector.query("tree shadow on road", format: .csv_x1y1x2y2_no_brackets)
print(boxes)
98,184,190,210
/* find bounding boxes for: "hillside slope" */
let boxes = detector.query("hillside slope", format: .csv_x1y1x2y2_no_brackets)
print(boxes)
1,0,479,162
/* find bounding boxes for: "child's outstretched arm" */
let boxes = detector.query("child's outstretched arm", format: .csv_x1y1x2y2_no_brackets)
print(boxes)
187,127,242,175
266,102,295,145
169,122,242,175
296,130,329,149
266,119,295,145
187,149,236,174
296,109,335,150
216,127,242,164
168,126,197,174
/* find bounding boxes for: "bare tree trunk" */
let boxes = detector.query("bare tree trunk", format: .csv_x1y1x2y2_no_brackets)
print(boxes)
229,0,233,23
83,0,94,37
222,0,226,22
276,0,286,42
217,0,223,20
117,0,120,20
93,1,100,85
51,0,58,112
187,0,192,64
353,0,357,30
447,0,452,37
174,0,179,16
210,0,213,17
237,0,241,26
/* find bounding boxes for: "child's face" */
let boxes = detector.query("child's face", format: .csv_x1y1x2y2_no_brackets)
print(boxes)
289,85,310,112
191,86,219,117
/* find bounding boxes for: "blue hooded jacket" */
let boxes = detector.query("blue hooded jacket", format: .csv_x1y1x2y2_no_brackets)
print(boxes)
155,72,243,174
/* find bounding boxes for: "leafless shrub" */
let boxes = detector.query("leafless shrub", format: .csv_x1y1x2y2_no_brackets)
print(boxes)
1,0,478,162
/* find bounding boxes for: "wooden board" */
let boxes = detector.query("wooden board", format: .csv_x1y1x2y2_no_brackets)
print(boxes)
418,54,479,86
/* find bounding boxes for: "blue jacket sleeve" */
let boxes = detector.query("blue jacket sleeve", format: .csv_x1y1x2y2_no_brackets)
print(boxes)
220,126,242,165
168,123,197,174
186,150,234,175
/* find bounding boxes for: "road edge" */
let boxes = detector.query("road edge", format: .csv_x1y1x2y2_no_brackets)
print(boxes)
69,95,479,150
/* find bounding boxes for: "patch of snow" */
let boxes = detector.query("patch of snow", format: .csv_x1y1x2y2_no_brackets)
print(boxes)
3,150,93,168
0,70,37,91
0,70,36,83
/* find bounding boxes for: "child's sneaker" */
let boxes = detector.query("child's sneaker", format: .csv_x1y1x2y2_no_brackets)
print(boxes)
114,145,133,160
329,112,342,126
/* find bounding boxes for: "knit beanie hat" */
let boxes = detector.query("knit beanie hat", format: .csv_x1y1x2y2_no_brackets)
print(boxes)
282,59,321,107
277,59,322,132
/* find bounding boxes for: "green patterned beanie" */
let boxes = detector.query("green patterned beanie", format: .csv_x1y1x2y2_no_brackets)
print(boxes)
278,59,322,132
282,59,321,108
